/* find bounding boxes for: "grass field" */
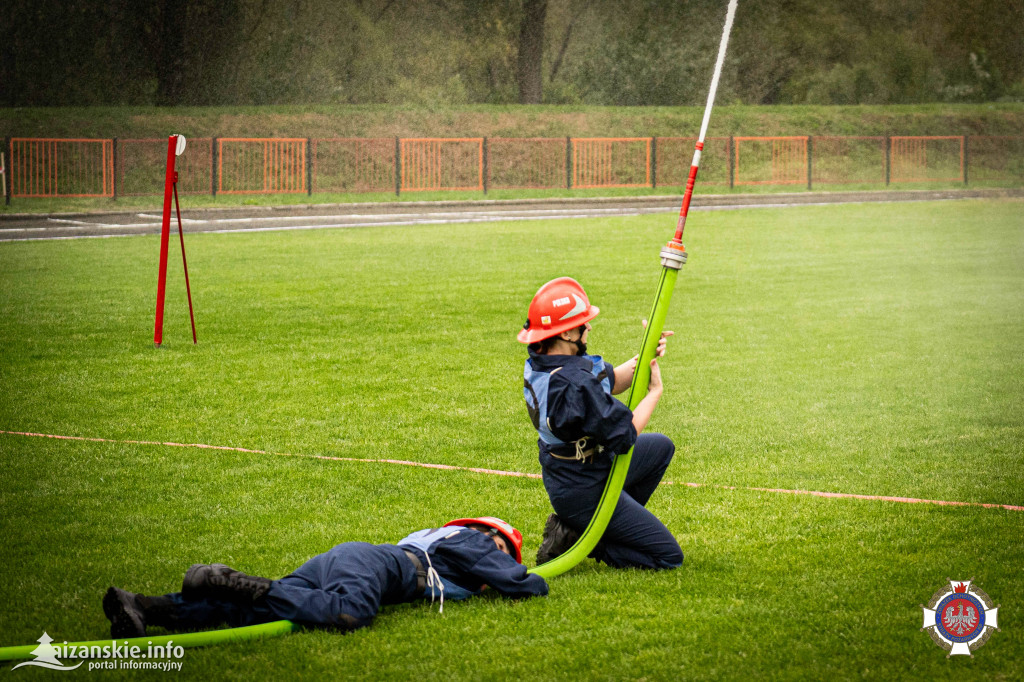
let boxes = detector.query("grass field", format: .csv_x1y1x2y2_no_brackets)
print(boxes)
1,198,1022,679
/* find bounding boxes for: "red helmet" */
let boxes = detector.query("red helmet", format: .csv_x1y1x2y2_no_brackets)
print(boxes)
517,277,600,344
444,516,524,563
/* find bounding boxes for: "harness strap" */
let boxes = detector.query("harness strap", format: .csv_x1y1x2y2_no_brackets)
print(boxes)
403,549,427,593
523,378,541,429
547,436,601,463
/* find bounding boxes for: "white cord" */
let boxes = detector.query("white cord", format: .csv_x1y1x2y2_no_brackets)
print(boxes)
422,552,445,614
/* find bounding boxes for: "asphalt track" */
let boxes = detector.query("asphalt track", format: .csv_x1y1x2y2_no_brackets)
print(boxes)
1,188,1020,242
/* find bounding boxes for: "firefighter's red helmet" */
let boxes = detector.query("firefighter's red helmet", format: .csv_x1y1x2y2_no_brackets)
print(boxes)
517,277,600,344
444,516,524,563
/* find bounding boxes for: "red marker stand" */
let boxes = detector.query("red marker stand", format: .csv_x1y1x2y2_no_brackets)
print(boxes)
154,134,198,347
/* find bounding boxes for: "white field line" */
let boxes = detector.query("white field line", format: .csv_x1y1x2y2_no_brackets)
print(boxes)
3,208,674,235
1,429,1021,512
0,197,979,242
135,206,677,222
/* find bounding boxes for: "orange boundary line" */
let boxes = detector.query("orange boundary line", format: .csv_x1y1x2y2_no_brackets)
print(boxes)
2,429,1020,512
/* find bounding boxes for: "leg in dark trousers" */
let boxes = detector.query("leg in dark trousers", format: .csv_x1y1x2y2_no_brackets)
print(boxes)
549,433,682,570
623,433,676,505
262,542,411,630
147,593,276,631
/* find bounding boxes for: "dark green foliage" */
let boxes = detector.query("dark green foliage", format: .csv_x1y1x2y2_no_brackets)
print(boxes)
2,0,1022,106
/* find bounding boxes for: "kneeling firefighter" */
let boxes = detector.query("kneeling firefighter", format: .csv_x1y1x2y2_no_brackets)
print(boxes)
519,277,683,569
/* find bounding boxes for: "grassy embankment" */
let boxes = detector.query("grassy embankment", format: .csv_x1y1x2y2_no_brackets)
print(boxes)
1,103,1022,213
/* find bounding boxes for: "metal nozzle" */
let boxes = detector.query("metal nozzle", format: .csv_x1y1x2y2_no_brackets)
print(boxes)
659,243,688,270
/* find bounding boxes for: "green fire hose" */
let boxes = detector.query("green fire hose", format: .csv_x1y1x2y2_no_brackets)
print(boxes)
0,621,298,662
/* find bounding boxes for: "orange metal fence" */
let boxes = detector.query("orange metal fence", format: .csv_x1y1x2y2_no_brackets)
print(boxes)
218,138,307,194
489,137,567,190
891,136,963,183
572,138,651,189
10,138,114,197
119,138,213,196
734,136,808,186
400,138,483,192
968,136,1024,182
656,137,731,186
4,135,1022,203
811,136,886,185
313,138,394,194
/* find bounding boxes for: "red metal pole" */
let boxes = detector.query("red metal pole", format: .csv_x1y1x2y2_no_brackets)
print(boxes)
154,135,177,347
173,181,198,344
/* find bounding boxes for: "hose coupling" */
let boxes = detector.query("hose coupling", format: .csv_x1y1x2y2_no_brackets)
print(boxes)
660,242,688,270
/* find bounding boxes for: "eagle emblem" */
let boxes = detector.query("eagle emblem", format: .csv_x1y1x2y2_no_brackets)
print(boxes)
942,602,978,637
921,579,1000,657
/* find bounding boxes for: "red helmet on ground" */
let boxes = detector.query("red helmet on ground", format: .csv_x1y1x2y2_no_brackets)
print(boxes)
517,277,600,344
444,516,524,563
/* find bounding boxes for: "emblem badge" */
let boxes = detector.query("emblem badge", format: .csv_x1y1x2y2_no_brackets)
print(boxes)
921,579,1000,656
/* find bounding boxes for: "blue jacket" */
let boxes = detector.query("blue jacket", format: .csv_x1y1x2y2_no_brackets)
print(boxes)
398,527,548,600
524,348,638,466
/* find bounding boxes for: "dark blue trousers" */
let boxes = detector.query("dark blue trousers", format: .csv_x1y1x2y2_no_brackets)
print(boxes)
542,432,683,569
158,542,418,631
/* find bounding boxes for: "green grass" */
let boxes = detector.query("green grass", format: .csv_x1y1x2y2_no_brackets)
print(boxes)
1,199,1022,679
3,103,1023,139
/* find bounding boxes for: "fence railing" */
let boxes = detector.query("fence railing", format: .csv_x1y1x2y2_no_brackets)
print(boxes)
10,138,114,197
3,135,1022,202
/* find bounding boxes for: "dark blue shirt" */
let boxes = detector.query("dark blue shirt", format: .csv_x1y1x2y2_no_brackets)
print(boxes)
526,348,638,467
402,529,548,598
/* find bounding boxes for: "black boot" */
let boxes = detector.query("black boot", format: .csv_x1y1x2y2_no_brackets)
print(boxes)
536,513,580,565
103,587,146,638
136,595,182,630
182,563,272,603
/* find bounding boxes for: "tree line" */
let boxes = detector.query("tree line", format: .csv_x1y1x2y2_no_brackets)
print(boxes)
2,0,1021,108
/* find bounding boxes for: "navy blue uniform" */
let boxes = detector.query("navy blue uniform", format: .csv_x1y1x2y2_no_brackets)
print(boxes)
157,527,547,631
525,348,683,569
